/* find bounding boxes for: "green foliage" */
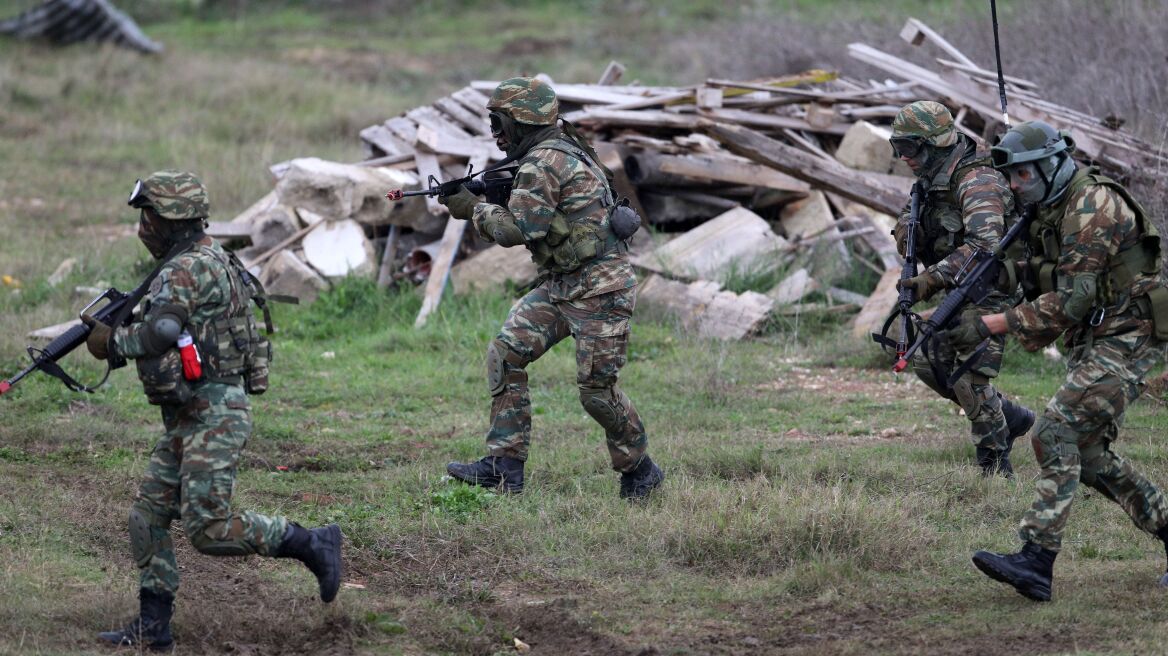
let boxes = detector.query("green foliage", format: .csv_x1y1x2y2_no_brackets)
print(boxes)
426,482,497,520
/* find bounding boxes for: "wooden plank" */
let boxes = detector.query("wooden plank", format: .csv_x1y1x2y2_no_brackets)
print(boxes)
413,150,447,216
384,116,419,144
406,105,475,141
359,123,412,157
472,80,650,106
376,225,399,289
699,108,850,136
451,87,491,118
654,152,811,192
433,96,492,137
205,221,253,241
597,61,626,85
449,244,538,294
415,123,493,159
899,17,977,68
574,109,701,131
852,268,901,339
704,121,905,216
414,153,487,328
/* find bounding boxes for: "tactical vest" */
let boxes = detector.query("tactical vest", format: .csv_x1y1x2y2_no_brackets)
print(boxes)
137,243,272,404
1025,166,1168,337
525,137,625,274
916,141,1022,268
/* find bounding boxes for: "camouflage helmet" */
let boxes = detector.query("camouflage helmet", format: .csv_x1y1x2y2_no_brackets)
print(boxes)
128,169,209,220
990,120,1075,169
487,77,559,126
891,101,959,148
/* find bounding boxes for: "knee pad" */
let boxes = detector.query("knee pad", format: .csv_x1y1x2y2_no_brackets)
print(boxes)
188,518,257,558
129,503,172,569
952,377,986,422
486,339,525,397
580,385,623,433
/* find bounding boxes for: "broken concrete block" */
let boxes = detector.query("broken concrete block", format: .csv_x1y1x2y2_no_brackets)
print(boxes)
637,274,774,340
633,206,789,282
449,245,538,294
275,157,437,231
301,219,375,279
781,191,854,285
767,268,819,304
260,250,329,305
836,120,897,173
851,268,900,340
250,205,298,252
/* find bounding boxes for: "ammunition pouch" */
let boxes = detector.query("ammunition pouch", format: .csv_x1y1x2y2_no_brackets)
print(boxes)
136,348,193,406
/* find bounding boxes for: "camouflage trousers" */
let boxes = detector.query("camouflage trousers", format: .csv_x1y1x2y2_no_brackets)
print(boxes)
132,382,287,595
912,318,1009,452
486,283,648,472
1019,332,1168,552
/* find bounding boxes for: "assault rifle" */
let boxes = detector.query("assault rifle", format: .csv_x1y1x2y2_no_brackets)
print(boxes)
385,164,517,208
892,207,1035,385
872,182,922,359
1,284,143,395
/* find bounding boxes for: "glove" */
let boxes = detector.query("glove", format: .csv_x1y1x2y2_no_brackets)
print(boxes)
81,314,112,361
894,221,922,258
944,314,992,352
438,184,478,221
896,271,944,302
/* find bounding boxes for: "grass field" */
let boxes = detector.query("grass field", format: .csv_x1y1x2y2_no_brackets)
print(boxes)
3,1,1168,654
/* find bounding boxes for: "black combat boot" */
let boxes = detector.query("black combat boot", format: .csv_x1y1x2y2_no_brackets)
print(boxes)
975,446,1014,479
1156,524,1168,587
275,523,343,602
972,541,1057,601
446,456,525,493
620,455,665,500
98,588,174,652
1001,396,1037,441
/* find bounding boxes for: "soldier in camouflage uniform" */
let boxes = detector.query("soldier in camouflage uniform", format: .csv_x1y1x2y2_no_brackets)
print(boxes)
439,77,664,499
946,121,1168,601
889,101,1035,477
83,171,342,651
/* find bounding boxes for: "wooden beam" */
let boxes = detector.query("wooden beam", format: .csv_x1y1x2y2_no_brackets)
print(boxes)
597,61,626,85
899,17,977,68
703,121,905,216
414,154,487,328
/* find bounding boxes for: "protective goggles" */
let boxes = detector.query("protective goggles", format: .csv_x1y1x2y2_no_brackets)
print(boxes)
488,111,506,136
127,179,152,208
889,136,926,159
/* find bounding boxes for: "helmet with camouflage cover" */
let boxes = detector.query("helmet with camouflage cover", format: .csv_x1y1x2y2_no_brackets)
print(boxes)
128,170,210,220
990,120,1074,169
891,101,959,148
487,77,559,126
990,120,1077,205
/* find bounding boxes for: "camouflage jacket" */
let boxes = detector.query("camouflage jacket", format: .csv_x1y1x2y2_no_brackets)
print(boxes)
1005,168,1161,349
472,133,635,302
901,138,1016,306
114,237,243,368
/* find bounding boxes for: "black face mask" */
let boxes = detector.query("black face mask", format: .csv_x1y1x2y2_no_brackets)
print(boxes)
137,209,171,260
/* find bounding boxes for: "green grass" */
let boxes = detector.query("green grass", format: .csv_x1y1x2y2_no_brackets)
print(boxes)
3,1,1168,653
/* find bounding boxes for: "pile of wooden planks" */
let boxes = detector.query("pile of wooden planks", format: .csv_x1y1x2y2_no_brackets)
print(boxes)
217,17,1165,338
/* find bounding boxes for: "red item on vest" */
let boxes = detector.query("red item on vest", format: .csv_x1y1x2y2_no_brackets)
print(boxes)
177,331,202,381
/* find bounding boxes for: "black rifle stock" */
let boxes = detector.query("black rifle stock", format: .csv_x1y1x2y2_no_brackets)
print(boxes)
872,182,922,359
1,282,145,395
892,207,1035,377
